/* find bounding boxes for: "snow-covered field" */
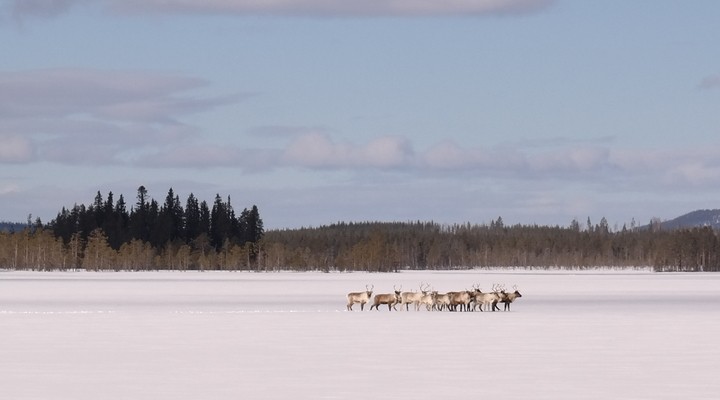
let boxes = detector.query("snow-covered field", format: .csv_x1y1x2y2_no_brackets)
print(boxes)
2,270,719,399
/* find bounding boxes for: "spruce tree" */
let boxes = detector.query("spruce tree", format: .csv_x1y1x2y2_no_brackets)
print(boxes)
130,186,150,242
185,193,200,243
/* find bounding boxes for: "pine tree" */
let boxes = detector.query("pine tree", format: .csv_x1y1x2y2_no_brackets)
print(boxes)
210,194,231,250
199,200,211,237
245,205,264,244
130,186,150,242
185,193,200,243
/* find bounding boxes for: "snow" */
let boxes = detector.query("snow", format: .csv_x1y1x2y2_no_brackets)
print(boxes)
2,270,719,399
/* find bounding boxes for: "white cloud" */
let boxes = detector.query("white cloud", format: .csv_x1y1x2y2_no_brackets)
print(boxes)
2,0,86,20
245,125,333,138
112,0,552,16
0,69,230,122
3,0,552,20
130,133,720,195
611,146,720,188
282,133,413,169
420,139,612,176
135,144,281,170
0,183,21,196
357,135,414,167
0,134,34,163
0,68,244,166
526,146,611,173
666,162,720,186
423,140,506,170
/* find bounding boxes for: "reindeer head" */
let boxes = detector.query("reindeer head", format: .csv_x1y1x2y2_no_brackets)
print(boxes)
393,285,402,299
366,284,374,297
513,285,522,297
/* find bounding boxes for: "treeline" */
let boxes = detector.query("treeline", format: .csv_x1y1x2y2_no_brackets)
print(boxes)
261,219,720,272
0,221,26,233
0,186,263,271
2,196,720,271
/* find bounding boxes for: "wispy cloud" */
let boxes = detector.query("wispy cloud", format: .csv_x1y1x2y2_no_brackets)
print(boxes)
698,75,720,90
0,183,21,196
0,69,236,122
282,133,414,169
420,139,613,175
0,68,246,166
3,0,553,21
0,134,35,163
136,145,280,170
245,125,335,138
128,130,720,191
2,0,86,20
112,0,553,16
4,66,718,194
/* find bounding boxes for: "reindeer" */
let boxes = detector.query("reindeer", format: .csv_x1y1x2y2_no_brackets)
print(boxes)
447,290,473,312
346,284,374,311
431,291,451,311
400,282,431,311
370,285,402,311
419,289,435,311
499,285,523,311
471,284,502,312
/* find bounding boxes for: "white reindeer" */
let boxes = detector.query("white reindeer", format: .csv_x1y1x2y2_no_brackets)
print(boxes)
419,290,435,311
471,284,502,312
400,282,430,311
431,291,451,311
346,284,373,311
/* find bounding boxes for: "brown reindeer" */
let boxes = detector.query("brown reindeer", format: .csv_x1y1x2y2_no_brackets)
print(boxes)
370,285,402,311
500,285,523,311
447,290,473,312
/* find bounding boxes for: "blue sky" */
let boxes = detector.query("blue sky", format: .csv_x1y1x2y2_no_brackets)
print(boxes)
1,0,719,229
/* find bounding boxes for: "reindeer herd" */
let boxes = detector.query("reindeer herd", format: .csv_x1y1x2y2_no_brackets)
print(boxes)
346,282,522,312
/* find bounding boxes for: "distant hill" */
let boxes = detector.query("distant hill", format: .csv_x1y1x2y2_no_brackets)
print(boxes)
659,209,720,230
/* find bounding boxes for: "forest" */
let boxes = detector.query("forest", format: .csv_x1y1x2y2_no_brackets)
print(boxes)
0,186,263,271
1,187,719,272
262,219,720,272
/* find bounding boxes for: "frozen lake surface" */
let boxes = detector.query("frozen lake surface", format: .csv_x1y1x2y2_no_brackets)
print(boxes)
2,270,720,399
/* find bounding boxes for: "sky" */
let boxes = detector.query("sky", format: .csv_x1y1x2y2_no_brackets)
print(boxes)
1,0,719,230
